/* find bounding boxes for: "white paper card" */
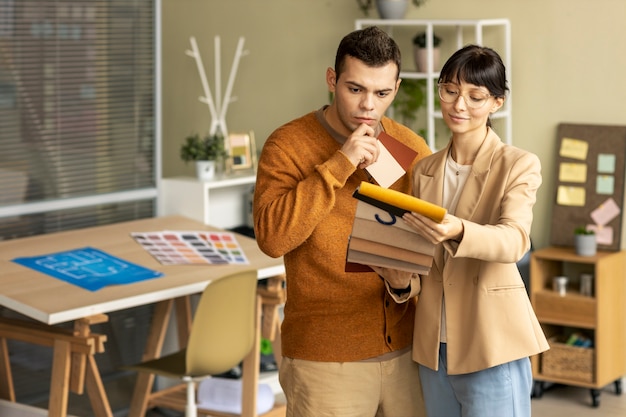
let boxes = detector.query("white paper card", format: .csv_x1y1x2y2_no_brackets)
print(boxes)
366,140,405,188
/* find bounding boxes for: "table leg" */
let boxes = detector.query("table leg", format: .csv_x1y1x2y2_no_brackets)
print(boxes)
128,299,174,417
69,316,104,396
48,339,71,417
259,274,285,370
270,319,282,370
0,337,15,401
85,354,113,417
0,315,110,417
174,296,192,349
241,296,262,417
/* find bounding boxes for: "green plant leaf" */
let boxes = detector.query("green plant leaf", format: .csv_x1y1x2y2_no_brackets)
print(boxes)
574,226,595,235
392,78,426,126
180,131,227,162
412,32,442,48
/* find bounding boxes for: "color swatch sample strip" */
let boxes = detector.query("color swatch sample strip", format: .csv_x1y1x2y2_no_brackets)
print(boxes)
131,231,249,265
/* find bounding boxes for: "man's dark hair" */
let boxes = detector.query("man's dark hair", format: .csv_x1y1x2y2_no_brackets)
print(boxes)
334,26,401,81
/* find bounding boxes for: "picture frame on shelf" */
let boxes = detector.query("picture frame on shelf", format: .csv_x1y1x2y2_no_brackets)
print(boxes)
228,131,257,171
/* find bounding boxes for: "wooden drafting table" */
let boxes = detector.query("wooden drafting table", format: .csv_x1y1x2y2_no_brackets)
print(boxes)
0,215,285,417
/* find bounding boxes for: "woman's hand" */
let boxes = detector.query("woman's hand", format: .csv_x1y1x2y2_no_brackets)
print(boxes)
403,212,464,244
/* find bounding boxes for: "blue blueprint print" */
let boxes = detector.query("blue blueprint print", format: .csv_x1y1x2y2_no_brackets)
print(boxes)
12,247,163,291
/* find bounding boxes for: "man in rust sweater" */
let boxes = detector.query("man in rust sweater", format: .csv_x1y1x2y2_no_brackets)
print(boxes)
253,27,431,417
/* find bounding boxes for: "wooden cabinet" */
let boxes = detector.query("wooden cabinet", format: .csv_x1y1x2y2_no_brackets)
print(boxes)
530,246,626,407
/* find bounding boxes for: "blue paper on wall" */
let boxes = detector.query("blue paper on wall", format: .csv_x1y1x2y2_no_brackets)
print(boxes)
12,247,163,291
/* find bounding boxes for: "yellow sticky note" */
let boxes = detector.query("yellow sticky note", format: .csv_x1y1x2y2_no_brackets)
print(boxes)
557,186,585,206
559,162,587,183
560,138,589,160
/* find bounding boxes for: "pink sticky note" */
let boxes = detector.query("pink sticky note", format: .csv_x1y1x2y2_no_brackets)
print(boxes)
587,225,613,245
590,198,621,227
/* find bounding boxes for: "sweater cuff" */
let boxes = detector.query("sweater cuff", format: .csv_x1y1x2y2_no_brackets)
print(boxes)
316,150,356,185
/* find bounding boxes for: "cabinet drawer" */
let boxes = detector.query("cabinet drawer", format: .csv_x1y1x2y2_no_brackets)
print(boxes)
534,291,596,327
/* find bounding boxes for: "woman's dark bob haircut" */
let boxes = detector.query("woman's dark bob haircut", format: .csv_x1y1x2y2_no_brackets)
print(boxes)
438,44,508,99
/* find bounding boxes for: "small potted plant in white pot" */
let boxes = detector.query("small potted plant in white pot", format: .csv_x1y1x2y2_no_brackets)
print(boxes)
413,31,442,72
574,226,597,257
180,131,227,181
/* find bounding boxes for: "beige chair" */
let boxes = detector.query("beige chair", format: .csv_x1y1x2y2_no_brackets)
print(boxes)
125,269,259,417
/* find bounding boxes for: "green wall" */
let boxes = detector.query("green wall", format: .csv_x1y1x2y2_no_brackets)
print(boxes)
162,0,626,250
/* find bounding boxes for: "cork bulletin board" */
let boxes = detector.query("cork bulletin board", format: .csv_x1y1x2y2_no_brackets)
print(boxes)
549,123,626,251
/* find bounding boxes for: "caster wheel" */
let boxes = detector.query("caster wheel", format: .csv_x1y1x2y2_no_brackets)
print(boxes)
532,380,544,399
591,388,600,407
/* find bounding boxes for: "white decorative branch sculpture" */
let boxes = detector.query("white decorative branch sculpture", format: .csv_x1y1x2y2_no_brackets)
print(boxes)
185,35,249,138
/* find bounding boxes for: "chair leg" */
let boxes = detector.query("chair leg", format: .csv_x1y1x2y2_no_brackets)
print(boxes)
185,380,197,417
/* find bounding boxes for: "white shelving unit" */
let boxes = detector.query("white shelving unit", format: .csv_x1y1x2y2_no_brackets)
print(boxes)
355,18,512,151
159,174,255,229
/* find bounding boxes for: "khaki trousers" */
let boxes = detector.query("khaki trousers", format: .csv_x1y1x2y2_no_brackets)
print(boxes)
279,350,425,417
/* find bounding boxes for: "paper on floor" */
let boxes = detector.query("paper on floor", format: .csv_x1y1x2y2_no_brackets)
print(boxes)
197,377,275,414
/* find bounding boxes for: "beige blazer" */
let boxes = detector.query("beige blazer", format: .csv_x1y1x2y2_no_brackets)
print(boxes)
407,129,549,375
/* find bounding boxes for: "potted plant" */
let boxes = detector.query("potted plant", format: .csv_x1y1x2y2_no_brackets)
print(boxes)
392,78,426,129
574,226,597,257
413,31,442,72
356,0,427,19
180,131,227,181
392,77,441,134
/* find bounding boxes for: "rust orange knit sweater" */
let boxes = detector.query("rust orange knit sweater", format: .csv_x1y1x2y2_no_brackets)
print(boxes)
254,110,431,361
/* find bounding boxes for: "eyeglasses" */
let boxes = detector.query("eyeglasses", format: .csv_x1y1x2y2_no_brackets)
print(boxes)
438,83,493,109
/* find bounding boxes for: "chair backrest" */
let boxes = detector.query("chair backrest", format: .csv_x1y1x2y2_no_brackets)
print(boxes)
186,269,258,376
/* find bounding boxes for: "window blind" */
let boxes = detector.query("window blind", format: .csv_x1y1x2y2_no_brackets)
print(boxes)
0,0,158,240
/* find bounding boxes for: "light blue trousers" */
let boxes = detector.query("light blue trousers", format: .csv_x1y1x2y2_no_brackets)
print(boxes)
418,343,533,417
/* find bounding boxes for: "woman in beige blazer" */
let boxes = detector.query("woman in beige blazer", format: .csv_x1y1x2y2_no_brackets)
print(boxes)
381,45,549,417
